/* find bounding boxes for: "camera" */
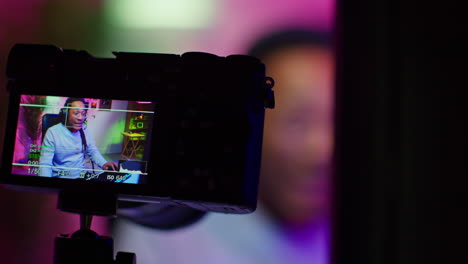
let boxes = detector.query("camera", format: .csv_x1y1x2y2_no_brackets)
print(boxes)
0,44,275,214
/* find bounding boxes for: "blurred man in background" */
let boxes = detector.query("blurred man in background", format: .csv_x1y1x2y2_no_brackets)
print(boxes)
113,27,334,264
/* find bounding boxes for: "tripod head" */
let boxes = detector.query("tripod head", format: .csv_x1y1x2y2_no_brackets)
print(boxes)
54,191,136,264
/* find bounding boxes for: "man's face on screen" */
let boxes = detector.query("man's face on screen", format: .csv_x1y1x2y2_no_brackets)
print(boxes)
259,45,334,226
66,101,87,132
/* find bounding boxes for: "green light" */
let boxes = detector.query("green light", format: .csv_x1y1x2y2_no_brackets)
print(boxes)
100,119,126,154
46,96,61,107
105,0,216,29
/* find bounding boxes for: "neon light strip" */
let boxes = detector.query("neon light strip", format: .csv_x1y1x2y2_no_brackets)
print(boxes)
12,163,148,175
19,104,155,114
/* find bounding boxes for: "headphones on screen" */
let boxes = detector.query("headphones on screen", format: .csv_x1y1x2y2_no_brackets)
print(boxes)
58,97,89,125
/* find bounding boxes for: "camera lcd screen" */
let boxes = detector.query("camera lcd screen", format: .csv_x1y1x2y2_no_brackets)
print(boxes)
11,94,155,185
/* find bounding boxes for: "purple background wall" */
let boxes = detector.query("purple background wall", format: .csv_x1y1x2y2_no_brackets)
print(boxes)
0,1,334,263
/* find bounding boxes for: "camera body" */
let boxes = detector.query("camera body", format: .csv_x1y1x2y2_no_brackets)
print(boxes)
0,44,274,214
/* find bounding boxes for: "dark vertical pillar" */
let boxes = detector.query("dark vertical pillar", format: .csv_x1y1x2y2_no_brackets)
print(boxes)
333,0,467,263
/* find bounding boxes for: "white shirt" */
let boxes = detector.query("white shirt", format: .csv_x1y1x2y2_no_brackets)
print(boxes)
39,123,107,178
113,205,330,264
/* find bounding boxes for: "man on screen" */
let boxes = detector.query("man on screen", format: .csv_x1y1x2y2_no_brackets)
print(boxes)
39,97,118,178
